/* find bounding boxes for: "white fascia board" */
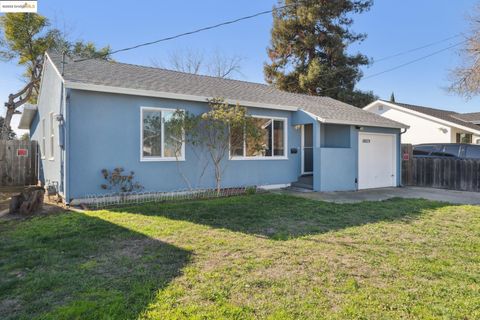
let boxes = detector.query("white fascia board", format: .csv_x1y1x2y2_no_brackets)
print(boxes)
18,104,38,129
320,118,407,129
298,109,325,122
363,99,383,111
44,51,65,83
65,81,299,112
365,100,480,134
299,107,406,129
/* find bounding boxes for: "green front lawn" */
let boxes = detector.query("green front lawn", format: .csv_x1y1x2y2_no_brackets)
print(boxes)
1,194,479,319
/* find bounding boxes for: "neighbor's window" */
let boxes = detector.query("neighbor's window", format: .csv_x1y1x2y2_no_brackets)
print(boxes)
41,118,46,159
231,117,286,158
456,133,472,144
49,112,55,159
141,107,184,160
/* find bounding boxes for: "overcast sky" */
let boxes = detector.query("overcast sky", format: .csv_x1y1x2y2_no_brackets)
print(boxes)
1,0,480,135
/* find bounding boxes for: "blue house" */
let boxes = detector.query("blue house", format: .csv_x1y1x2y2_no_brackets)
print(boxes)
18,52,407,205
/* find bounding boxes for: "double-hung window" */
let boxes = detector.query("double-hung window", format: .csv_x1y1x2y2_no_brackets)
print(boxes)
41,118,46,159
141,107,184,161
49,112,55,160
231,116,287,159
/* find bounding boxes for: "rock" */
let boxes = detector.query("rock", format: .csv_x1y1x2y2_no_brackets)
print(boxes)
9,186,45,215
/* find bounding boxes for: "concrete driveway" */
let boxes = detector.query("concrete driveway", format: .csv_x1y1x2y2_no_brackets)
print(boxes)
278,186,480,205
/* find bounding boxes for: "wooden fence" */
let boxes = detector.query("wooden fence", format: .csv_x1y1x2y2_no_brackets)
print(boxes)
402,144,480,192
0,140,38,187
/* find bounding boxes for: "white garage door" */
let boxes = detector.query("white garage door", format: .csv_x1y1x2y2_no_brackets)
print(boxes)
358,133,397,189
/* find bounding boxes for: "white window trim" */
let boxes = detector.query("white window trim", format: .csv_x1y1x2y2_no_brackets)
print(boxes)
140,106,186,162
49,112,55,161
230,115,288,161
41,118,46,160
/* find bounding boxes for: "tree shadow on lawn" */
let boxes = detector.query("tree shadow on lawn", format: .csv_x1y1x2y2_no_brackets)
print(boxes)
0,211,191,320
111,194,453,240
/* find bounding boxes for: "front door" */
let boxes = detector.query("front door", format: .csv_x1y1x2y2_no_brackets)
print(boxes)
302,124,313,174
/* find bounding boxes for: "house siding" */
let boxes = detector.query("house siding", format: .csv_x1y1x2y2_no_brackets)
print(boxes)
368,103,451,144
358,126,402,187
67,90,302,201
450,127,480,144
317,125,401,191
30,57,65,195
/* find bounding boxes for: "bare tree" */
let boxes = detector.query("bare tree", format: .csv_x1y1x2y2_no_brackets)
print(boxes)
152,48,204,74
151,48,243,79
449,8,480,98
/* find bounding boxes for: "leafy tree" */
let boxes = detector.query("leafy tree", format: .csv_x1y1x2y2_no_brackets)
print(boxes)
0,13,51,139
166,99,262,193
194,99,262,193
264,0,375,107
338,90,378,108
0,116,15,140
0,13,111,139
19,132,30,141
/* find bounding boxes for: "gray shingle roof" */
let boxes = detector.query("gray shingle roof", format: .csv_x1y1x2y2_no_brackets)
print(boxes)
454,112,480,123
380,100,480,131
47,52,407,129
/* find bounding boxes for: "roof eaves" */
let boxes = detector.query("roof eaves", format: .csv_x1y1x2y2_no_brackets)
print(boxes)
18,104,38,130
321,118,408,129
373,100,480,133
45,51,65,82
64,81,300,111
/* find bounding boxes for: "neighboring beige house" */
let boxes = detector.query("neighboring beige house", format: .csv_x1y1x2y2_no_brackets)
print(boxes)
364,100,480,145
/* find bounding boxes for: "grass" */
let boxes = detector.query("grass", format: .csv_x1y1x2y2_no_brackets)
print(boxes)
0,193,479,319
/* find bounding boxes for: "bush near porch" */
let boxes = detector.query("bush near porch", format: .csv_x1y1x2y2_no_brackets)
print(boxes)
0,194,479,319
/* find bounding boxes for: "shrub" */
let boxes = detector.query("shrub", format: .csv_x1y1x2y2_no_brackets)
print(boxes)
246,186,257,195
100,167,143,193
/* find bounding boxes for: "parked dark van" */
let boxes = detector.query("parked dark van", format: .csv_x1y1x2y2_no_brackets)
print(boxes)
413,143,480,159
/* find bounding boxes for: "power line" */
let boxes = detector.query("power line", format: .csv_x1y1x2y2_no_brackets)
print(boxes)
321,40,466,93
72,1,465,76
70,4,466,91
272,36,466,92
74,3,295,62
373,33,463,62
363,40,466,80
302,33,465,82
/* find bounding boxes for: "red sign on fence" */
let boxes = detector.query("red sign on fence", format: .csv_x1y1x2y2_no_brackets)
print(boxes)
17,148,28,157
402,153,409,161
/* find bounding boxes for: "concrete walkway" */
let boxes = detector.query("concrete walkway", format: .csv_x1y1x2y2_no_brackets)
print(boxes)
277,186,480,205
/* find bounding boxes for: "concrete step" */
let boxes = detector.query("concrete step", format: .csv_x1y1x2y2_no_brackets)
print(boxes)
291,175,313,190
291,182,313,190
286,185,314,192
297,175,313,184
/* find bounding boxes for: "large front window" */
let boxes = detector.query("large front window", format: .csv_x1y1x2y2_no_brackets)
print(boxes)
231,116,287,159
141,107,184,161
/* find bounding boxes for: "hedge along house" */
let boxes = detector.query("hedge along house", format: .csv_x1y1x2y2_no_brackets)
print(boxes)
19,52,407,204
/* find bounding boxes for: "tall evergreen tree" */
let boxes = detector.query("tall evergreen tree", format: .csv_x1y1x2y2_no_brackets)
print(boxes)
390,92,396,102
264,0,375,107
